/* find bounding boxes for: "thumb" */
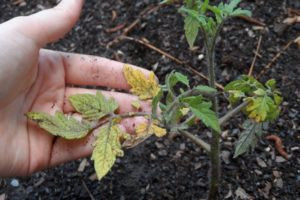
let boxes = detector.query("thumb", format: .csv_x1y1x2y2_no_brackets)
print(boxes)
14,0,84,46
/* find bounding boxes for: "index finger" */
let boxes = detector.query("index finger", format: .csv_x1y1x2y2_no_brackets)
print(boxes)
52,50,151,90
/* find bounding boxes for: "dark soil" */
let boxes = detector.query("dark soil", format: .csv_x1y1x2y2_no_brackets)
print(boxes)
1,0,300,199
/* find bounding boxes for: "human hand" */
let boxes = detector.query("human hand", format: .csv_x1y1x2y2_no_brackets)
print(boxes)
0,0,151,177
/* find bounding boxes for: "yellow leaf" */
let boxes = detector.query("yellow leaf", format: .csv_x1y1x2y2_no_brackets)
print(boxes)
152,124,167,137
135,122,149,137
131,100,141,110
123,64,160,100
91,125,129,180
135,120,167,138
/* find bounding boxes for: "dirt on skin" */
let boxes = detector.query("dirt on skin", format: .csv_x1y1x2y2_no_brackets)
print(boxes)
0,0,299,199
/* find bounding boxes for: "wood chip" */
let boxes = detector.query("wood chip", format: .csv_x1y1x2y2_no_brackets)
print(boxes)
89,173,98,181
78,158,88,172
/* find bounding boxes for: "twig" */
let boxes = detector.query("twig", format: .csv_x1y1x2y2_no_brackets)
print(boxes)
219,101,249,126
266,135,289,160
179,130,211,152
257,35,299,79
106,4,162,48
122,36,224,90
81,180,96,200
248,35,262,76
238,15,266,27
105,23,126,33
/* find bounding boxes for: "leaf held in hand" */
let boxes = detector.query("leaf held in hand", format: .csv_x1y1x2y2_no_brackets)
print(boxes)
26,111,91,139
69,92,118,121
123,64,160,100
92,125,129,180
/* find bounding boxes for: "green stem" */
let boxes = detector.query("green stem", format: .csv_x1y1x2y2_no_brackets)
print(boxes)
219,101,249,126
206,34,220,200
179,130,211,152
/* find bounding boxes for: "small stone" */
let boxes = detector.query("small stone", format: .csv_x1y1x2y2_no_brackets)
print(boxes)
179,143,186,150
265,147,271,152
194,162,202,170
256,157,267,168
10,179,19,187
150,153,157,160
275,156,286,163
197,54,204,61
273,170,281,178
155,142,164,149
274,178,283,188
221,150,231,164
235,187,251,199
255,169,263,175
158,150,168,156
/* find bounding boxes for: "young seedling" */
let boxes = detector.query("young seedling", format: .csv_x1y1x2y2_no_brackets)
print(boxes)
27,64,219,180
161,0,282,199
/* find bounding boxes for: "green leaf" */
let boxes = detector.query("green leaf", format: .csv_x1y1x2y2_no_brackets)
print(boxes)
69,92,118,121
26,111,91,139
167,71,190,88
165,71,189,104
234,120,264,158
152,89,163,116
182,97,221,133
92,125,129,180
194,85,217,95
184,15,199,48
265,79,276,90
228,0,242,11
273,93,282,105
231,8,251,17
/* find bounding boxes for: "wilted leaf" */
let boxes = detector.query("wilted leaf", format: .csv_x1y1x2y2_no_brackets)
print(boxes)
123,64,160,100
92,125,129,180
26,111,91,139
69,92,118,121
234,120,264,158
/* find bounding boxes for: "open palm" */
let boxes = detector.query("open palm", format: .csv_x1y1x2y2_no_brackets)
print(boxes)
0,0,150,177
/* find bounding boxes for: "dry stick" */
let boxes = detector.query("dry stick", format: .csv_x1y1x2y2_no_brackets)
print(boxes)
81,180,96,200
179,130,211,152
122,36,225,90
257,35,299,79
248,35,263,76
106,4,162,48
238,15,266,27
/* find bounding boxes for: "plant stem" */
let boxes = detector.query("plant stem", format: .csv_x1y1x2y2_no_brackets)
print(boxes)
206,36,220,200
219,101,249,126
179,130,211,152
